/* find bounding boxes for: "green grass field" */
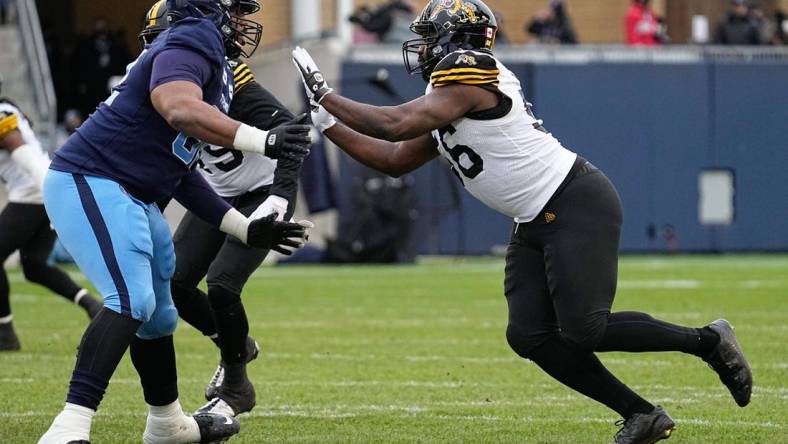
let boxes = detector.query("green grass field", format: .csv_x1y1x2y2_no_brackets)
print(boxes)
1,256,787,443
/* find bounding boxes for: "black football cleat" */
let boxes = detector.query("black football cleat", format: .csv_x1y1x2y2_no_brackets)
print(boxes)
67,441,90,444
205,336,260,401
193,412,240,443
614,406,675,444
703,319,753,407
199,363,257,416
0,322,21,351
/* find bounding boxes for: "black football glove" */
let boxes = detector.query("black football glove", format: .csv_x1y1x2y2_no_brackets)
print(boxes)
264,114,312,162
292,46,334,105
247,213,313,255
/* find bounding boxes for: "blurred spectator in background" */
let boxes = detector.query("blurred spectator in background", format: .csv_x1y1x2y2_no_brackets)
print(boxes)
71,17,132,117
714,0,762,45
526,0,577,44
747,4,770,44
625,0,666,46
349,0,420,44
775,9,787,45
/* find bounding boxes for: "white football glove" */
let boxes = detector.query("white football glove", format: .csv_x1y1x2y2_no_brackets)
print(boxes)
311,105,337,133
250,195,289,222
292,46,334,106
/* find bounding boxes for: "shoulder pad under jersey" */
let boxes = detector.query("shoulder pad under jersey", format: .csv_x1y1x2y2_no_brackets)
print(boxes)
430,50,499,89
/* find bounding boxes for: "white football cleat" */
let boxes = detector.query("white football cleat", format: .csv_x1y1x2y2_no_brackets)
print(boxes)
143,411,239,444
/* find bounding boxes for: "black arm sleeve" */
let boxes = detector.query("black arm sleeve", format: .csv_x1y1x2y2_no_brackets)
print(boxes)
229,80,302,219
173,169,232,227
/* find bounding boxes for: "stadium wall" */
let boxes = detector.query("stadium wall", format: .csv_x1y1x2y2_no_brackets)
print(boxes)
339,49,788,254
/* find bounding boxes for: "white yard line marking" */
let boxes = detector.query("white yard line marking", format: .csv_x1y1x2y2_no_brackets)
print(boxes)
618,280,701,289
3,406,784,429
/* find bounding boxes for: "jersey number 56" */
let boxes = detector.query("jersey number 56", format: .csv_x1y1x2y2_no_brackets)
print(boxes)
438,124,484,184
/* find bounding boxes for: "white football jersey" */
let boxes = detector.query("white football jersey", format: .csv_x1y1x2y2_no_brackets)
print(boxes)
197,146,275,197
426,50,576,223
0,100,49,204
197,60,277,197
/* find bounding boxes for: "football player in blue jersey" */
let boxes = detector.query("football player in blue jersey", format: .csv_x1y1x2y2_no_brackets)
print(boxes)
37,1,313,443
139,0,304,418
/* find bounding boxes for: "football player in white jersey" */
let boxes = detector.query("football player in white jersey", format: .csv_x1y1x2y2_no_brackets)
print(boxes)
293,1,752,442
139,1,308,418
0,85,102,351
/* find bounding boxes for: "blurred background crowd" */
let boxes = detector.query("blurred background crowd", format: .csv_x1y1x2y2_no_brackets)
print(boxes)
0,0,783,126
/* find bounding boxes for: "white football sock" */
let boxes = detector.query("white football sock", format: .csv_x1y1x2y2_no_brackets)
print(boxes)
37,403,94,444
143,399,200,444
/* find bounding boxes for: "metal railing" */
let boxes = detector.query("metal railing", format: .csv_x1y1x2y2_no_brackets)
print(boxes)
14,0,56,148
348,44,788,65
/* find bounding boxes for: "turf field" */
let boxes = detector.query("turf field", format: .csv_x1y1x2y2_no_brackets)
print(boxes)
1,255,787,443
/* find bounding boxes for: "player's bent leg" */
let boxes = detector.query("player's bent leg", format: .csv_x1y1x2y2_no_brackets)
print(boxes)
0,202,46,351
137,205,240,443
199,234,267,415
39,171,159,443
597,311,720,355
200,284,257,416
171,211,225,339
38,308,142,444
514,165,661,426
543,168,622,354
19,222,102,319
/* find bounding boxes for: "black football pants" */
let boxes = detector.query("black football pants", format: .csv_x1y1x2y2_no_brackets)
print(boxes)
504,159,710,418
171,186,271,363
0,202,82,318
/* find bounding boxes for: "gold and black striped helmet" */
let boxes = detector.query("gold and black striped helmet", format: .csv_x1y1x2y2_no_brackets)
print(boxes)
403,0,498,81
139,0,170,47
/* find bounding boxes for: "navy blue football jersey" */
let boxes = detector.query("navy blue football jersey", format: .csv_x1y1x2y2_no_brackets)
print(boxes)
51,17,234,203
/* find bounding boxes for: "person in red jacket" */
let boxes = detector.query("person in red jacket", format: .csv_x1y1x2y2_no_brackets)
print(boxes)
625,0,663,46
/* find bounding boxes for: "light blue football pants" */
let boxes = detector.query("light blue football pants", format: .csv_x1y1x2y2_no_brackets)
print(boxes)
43,170,177,339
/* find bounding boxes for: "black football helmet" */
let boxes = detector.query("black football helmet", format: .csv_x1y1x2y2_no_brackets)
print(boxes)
139,0,263,59
402,0,498,82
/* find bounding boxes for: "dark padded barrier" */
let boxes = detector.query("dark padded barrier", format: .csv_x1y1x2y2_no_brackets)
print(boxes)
338,57,788,253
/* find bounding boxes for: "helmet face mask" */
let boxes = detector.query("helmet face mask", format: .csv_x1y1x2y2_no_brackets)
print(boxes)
224,13,263,58
402,21,444,82
402,0,498,82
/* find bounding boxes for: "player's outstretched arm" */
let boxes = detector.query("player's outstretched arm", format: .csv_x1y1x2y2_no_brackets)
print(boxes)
151,81,311,162
173,169,313,255
0,117,49,190
293,46,492,142
313,106,438,178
